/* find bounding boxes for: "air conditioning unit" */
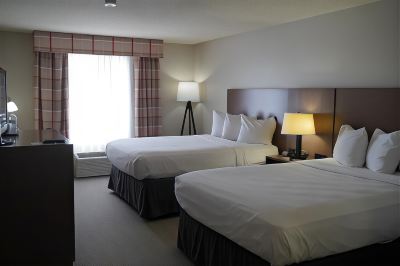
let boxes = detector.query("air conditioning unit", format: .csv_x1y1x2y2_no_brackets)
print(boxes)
74,152,112,178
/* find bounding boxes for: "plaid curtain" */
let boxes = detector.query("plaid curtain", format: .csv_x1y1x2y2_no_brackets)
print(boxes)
33,31,163,58
134,57,161,137
33,52,69,137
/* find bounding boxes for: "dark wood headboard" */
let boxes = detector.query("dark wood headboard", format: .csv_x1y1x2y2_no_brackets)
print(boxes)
227,88,400,158
227,88,335,157
334,88,400,141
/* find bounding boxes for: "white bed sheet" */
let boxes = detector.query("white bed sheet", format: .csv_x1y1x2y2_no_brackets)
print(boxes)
106,134,278,179
175,158,400,266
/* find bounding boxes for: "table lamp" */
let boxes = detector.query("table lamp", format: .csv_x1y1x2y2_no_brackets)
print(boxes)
281,113,315,159
177,82,200,135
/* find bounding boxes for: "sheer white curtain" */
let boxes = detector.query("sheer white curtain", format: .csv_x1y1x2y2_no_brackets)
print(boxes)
68,54,134,153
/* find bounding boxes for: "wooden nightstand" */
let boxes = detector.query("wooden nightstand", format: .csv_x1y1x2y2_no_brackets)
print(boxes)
266,154,328,164
265,155,292,164
265,155,314,164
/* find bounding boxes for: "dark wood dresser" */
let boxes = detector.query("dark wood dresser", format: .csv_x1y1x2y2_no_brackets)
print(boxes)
0,129,75,265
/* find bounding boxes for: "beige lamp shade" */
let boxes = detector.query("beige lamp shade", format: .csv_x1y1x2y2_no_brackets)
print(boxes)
177,82,200,102
7,101,18,113
281,113,315,135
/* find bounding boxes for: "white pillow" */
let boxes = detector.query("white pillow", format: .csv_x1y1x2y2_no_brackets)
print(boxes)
366,129,400,174
237,115,276,145
333,125,368,167
210,110,225,137
222,113,242,141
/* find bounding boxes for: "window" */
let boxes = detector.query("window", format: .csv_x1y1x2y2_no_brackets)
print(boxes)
68,54,134,153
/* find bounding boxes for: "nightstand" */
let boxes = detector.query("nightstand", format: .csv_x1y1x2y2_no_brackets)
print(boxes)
266,153,328,164
265,155,292,164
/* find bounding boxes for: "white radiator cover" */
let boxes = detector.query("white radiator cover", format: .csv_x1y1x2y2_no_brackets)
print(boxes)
74,152,112,178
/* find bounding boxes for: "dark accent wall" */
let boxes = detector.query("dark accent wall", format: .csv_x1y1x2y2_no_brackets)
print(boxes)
228,88,400,158
227,88,335,157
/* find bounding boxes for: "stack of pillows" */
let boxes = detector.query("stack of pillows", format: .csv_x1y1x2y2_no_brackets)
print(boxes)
210,110,276,145
333,125,400,174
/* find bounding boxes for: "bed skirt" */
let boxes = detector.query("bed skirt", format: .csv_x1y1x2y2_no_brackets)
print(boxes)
108,165,179,219
177,209,400,266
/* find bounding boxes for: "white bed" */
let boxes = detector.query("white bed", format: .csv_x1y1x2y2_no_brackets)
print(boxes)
175,158,400,266
106,134,278,179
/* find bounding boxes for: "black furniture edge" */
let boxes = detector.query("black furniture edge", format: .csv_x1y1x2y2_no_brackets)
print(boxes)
0,130,74,265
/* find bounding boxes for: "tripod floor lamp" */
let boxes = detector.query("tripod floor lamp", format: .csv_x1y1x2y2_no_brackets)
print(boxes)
177,81,200,135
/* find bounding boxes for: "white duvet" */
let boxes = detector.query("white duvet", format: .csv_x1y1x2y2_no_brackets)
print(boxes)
106,135,278,179
175,158,400,266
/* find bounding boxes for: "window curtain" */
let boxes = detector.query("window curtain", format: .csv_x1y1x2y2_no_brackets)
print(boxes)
68,54,134,153
33,52,69,137
33,31,163,58
33,31,164,140
134,57,161,137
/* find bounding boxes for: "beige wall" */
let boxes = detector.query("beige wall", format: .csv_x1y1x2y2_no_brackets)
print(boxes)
194,0,399,134
0,31,33,130
160,43,200,136
1,0,399,135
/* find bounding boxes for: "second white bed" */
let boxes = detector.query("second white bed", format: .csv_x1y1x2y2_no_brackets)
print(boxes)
175,158,400,266
106,134,278,179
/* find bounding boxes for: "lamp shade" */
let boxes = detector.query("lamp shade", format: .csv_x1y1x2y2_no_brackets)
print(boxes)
7,101,18,113
281,113,315,135
177,82,200,102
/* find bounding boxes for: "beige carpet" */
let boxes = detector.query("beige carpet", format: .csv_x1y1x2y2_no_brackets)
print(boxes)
74,176,192,266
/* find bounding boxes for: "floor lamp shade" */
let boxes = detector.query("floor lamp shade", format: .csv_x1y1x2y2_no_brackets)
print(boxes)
177,82,200,102
177,82,200,135
281,113,315,158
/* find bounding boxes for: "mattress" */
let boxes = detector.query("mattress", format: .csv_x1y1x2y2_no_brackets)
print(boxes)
175,158,400,266
106,134,278,179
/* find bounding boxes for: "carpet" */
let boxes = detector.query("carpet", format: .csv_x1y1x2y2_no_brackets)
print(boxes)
74,176,191,266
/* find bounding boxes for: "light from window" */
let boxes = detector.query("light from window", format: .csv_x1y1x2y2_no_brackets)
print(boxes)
68,54,134,153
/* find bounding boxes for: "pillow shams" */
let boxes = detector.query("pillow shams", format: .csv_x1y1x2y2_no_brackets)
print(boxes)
237,115,276,145
366,129,400,174
222,113,242,141
333,125,368,167
211,110,225,137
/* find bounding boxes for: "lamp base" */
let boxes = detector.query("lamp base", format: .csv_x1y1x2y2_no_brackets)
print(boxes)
295,135,302,159
287,148,309,160
292,135,309,160
4,121,19,136
180,101,197,136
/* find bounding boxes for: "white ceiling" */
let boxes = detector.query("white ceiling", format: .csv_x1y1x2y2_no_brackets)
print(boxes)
0,0,378,44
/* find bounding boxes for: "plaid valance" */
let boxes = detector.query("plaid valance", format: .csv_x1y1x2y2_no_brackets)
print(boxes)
33,31,163,58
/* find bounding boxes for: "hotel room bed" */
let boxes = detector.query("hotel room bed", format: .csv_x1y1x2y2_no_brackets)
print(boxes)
106,134,278,219
175,158,400,266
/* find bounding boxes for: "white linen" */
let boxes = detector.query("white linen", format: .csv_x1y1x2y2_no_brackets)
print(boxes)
211,110,226,137
366,128,400,174
106,134,278,179
333,125,368,167
175,158,400,266
237,115,276,145
222,113,242,140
